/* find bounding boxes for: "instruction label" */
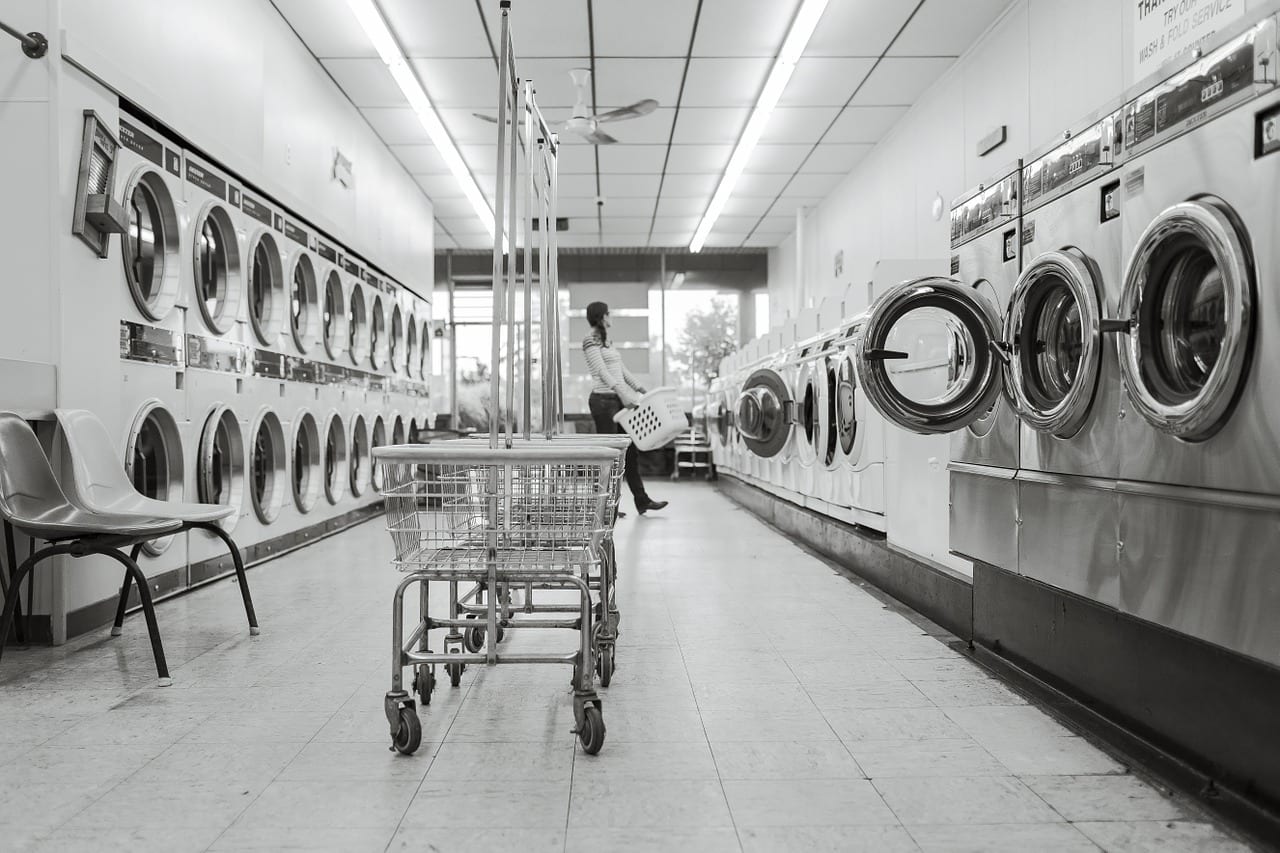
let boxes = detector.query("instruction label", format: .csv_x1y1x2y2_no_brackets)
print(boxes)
1134,0,1243,78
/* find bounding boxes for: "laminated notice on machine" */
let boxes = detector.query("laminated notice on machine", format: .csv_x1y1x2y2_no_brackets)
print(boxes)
1133,0,1244,79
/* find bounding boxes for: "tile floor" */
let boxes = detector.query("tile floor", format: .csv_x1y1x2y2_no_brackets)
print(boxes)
0,481,1262,852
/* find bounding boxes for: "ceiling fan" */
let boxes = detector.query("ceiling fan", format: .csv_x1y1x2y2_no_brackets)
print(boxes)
473,68,657,145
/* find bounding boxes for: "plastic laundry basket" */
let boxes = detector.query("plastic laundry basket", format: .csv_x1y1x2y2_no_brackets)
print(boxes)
613,387,687,451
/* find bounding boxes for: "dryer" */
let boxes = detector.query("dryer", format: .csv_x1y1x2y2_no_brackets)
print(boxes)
1014,106,1127,606
1109,12,1280,665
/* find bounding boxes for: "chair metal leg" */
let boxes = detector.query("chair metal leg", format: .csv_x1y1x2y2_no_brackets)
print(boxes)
192,522,259,635
101,549,170,685
0,546,62,666
2,521,25,645
111,543,143,638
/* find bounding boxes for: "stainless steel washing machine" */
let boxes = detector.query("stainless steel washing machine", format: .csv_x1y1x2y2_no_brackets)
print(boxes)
1013,106,1127,606
1111,11,1280,664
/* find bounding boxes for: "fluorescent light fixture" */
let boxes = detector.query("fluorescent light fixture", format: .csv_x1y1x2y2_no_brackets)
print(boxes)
690,0,829,252
347,0,495,239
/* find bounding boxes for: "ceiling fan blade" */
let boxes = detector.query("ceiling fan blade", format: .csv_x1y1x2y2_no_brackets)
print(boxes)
472,112,500,123
583,129,618,145
594,99,659,123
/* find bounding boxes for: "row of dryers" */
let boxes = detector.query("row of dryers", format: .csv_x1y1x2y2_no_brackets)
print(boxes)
111,105,431,592
711,7,1280,669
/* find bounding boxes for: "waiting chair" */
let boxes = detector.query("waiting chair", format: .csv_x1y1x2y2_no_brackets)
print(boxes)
0,412,181,683
53,409,260,638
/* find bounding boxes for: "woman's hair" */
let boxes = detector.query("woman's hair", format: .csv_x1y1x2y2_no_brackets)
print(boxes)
586,301,609,345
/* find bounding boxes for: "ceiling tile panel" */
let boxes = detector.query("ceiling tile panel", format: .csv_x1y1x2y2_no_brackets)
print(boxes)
783,172,850,196
321,59,403,107
563,217,600,234
664,144,732,174
651,215,703,233
757,107,841,144
779,58,876,107
517,58,593,109
743,144,811,174
558,233,607,248
391,144,450,175
692,0,798,56
458,144,499,176
743,232,790,247
431,198,477,218
852,57,957,105
721,195,777,216
597,197,658,216
381,0,493,57
434,231,458,249
557,197,604,217
825,105,910,143
597,145,670,174
648,233,693,247
361,108,431,145
680,58,771,107
595,0,699,56
409,58,499,108
655,173,720,197
552,144,596,175
601,173,663,198
803,143,873,174
888,0,1014,57
595,59,685,111
414,174,466,199
454,234,493,249
557,174,602,197
480,0,590,57
733,172,792,197
602,217,658,234
655,195,709,217
546,108,674,144
438,110,505,144
713,215,767,233
271,0,371,58
439,216,490,235
702,231,746,248
806,1,915,56
671,108,751,145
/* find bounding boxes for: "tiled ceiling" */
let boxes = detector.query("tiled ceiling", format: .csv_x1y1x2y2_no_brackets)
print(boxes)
272,0,1013,250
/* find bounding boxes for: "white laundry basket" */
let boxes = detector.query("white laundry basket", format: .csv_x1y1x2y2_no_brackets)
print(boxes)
613,387,688,451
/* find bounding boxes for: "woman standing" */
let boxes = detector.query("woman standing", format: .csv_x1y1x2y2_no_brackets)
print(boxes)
583,301,668,515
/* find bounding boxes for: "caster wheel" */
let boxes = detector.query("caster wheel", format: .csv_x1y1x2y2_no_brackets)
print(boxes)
578,705,606,755
447,650,463,688
496,624,507,644
463,624,484,654
391,707,422,755
596,646,614,687
413,666,435,705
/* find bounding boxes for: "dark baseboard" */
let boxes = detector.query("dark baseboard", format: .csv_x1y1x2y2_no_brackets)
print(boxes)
973,561,1280,846
717,474,973,641
65,503,384,640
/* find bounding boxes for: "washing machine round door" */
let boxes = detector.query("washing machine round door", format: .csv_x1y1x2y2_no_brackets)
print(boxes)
124,400,185,556
820,355,842,470
1004,248,1104,439
855,277,1006,435
736,367,793,458
122,169,181,322
248,410,286,524
796,361,821,467
197,405,244,530
192,204,242,334
834,353,859,460
715,393,731,446
1119,200,1253,441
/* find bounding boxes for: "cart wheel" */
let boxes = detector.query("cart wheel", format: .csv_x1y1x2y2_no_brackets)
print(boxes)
463,625,484,653
391,708,422,756
447,650,463,688
496,624,507,644
578,705,606,755
413,666,434,705
597,646,614,687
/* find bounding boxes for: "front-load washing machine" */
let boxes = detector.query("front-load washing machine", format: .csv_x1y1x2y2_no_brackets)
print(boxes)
1013,106,1127,606
736,346,796,498
1109,12,1280,664
283,220,323,362
824,313,887,531
794,331,835,508
317,237,350,369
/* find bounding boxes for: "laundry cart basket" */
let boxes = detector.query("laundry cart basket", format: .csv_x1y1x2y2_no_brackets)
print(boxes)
613,387,688,451
375,442,619,756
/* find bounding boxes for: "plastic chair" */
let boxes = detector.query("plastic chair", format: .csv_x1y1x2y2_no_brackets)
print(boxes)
53,409,260,638
0,412,182,684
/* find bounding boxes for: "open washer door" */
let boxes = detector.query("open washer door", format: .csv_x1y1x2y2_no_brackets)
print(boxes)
736,366,794,458
1004,248,1111,439
855,277,1007,435
1117,199,1253,442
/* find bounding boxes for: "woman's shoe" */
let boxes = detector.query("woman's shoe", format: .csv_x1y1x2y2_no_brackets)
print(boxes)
637,498,668,514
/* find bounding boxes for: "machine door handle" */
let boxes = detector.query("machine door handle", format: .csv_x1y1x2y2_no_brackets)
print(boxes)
988,340,1011,365
864,348,909,361
1100,318,1133,334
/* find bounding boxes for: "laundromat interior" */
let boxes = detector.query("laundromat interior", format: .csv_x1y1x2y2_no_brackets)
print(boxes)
0,0,1277,850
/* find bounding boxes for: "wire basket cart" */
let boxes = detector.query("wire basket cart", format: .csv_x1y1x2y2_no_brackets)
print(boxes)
449,434,628,686
378,443,619,755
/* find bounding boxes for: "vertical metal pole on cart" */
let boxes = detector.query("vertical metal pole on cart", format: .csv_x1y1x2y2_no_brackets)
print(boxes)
522,83,535,440
489,3,511,453
504,72,523,445
548,141,564,431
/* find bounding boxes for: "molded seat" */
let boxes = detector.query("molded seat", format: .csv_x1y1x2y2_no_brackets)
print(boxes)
53,409,233,524
0,413,182,540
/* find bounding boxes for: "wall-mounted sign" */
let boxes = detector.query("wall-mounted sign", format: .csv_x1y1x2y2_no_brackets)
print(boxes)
1133,0,1243,79
833,250,843,277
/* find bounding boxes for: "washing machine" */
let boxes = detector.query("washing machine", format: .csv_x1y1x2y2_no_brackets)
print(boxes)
736,340,797,499
113,116,192,583
1013,105,1127,606
822,311,887,532
1109,12,1280,665
182,151,254,579
284,222,323,362
317,237,350,369
793,330,835,507
237,190,293,553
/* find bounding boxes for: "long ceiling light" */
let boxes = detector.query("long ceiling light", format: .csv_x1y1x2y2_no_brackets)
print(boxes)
689,0,829,252
347,0,495,239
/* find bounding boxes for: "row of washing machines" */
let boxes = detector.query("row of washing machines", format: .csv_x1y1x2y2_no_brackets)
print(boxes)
110,104,431,590
707,7,1280,670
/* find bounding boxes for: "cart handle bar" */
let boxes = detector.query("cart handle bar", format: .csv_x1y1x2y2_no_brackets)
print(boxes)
373,444,621,465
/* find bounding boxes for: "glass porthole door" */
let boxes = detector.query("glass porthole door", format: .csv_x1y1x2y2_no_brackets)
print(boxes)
736,367,794,459
197,406,244,530
854,277,1006,435
1117,199,1253,441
